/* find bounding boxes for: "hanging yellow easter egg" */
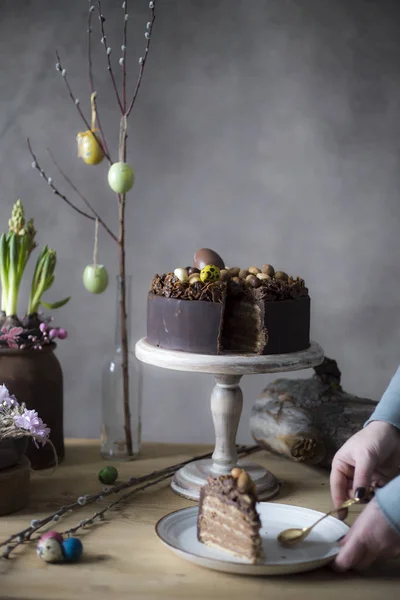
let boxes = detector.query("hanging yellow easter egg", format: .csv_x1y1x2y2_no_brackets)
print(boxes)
77,131,104,165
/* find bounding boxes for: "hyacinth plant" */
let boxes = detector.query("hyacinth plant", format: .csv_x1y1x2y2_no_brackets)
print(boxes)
0,200,69,350
0,384,50,448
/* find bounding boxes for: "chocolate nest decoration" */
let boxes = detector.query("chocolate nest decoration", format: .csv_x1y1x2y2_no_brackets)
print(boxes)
150,272,308,302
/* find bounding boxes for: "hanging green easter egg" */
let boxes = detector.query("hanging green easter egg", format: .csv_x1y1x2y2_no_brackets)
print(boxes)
77,131,104,165
107,162,135,194
83,264,109,294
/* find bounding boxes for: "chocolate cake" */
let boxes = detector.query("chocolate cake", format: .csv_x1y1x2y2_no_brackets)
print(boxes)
147,248,310,355
197,468,264,563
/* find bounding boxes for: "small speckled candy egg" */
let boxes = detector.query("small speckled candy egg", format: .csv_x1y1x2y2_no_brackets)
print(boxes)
40,530,64,545
62,537,83,563
200,265,220,283
37,537,64,563
99,465,119,485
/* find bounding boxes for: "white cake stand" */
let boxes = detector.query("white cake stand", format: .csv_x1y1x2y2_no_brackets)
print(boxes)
135,338,324,501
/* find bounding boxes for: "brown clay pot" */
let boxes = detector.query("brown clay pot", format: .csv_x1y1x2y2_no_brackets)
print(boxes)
0,456,30,516
0,344,64,470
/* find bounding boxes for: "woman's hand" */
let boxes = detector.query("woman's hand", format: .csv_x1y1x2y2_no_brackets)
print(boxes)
333,499,400,571
330,420,400,570
330,420,400,510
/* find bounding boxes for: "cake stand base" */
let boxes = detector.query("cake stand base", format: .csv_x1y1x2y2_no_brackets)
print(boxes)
171,458,280,502
135,338,324,503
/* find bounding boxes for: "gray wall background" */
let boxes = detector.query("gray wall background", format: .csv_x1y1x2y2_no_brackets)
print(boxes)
0,0,399,445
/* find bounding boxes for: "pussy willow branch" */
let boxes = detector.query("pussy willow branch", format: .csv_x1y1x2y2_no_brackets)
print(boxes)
87,2,112,164
97,0,124,113
122,0,128,112
47,148,118,243
62,472,172,538
27,139,118,243
55,51,111,164
126,1,156,117
0,445,260,558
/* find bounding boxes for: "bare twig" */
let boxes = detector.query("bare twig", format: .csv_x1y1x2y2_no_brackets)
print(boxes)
122,0,128,112
126,1,156,117
0,445,260,558
47,149,118,243
55,51,111,163
97,0,124,113
28,139,95,222
87,2,112,164
117,112,131,453
28,139,118,242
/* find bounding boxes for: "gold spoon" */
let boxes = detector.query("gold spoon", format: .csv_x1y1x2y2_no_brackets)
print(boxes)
277,498,360,547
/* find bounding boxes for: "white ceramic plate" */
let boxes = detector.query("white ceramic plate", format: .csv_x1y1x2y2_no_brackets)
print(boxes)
155,502,349,576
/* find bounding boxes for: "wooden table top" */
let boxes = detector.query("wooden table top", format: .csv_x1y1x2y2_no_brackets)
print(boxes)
0,439,399,600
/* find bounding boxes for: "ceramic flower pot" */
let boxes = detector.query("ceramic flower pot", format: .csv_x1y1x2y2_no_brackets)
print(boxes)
0,455,30,516
0,344,64,469
0,437,28,470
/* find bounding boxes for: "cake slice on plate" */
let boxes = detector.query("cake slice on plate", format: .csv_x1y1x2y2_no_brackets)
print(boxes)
197,468,264,564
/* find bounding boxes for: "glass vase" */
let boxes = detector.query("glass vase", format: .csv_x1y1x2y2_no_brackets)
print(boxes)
100,276,142,460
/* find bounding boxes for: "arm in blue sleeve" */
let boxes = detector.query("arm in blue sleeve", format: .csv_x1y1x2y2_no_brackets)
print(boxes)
375,475,400,536
364,365,400,430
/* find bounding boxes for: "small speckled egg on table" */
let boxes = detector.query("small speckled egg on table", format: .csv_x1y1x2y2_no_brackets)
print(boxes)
39,530,64,545
37,537,64,563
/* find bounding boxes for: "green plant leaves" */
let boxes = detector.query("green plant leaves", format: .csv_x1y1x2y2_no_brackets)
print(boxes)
40,297,70,310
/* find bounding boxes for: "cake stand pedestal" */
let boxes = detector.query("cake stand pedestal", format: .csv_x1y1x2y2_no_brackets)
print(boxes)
135,338,324,501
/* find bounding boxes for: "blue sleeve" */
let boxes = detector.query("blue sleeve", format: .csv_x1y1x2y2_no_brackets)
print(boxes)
375,476,400,535
362,366,400,533
364,365,400,430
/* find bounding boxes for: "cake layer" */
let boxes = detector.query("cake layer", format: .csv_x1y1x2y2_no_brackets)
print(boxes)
147,293,310,355
147,293,224,354
198,501,263,563
221,296,310,355
197,473,264,564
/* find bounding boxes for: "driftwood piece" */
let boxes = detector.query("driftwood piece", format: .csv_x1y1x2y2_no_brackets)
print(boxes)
250,357,377,468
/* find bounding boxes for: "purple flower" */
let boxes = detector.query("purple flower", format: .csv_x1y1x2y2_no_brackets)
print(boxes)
14,409,50,446
0,384,18,409
57,328,68,340
0,326,23,349
39,323,47,333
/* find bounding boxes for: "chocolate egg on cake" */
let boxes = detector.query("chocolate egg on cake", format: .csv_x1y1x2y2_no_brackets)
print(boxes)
194,248,225,270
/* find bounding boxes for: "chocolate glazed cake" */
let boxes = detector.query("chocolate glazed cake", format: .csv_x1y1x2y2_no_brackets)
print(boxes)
197,468,264,563
147,248,311,355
